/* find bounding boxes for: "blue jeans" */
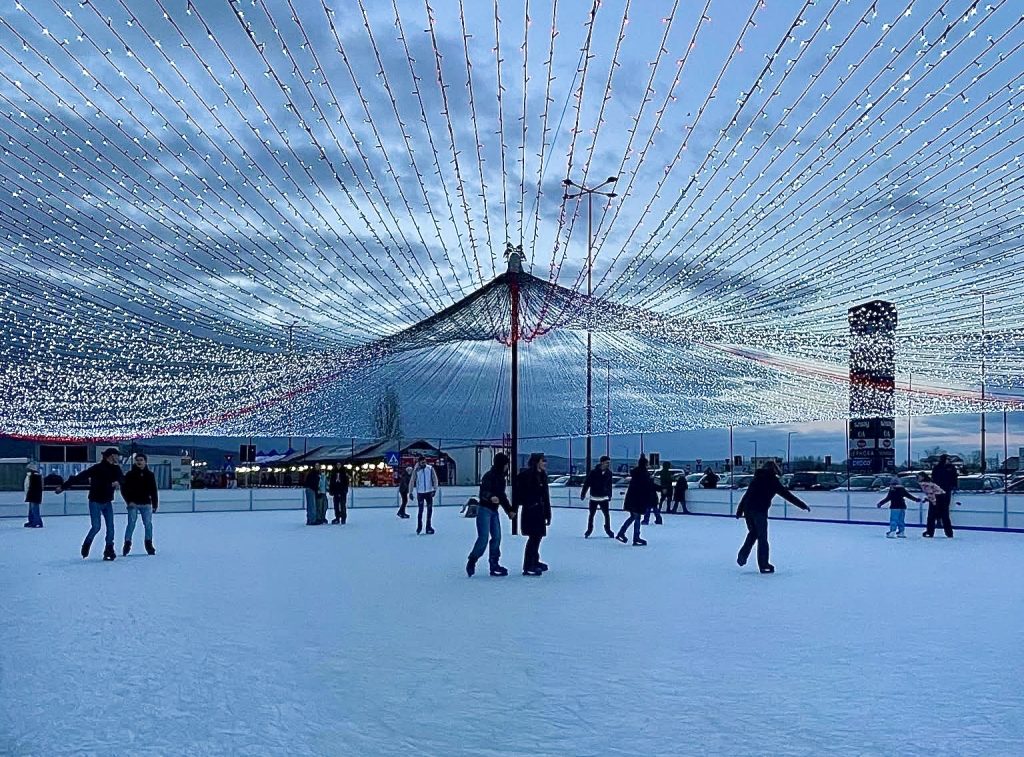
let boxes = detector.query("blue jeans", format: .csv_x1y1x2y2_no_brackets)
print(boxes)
27,502,43,526
888,508,906,534
469,507,502,567
304,490,317,525
618,513,642,541
86,501,115,546
125,505,153,542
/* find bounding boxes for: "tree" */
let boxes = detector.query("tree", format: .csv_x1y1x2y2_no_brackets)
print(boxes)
373,387,402,440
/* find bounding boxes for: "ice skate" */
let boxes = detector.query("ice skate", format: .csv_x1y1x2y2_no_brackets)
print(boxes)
760,564,775,574
425,526,435,535
886,531,895,538
145,539,155,555
615,533,628,543
81,541,91,559
536,562,548,572
632,537,647,546
102,544,116,561
489,565,509,577
123,540,132,555
466,558,476,577
522,567,543,576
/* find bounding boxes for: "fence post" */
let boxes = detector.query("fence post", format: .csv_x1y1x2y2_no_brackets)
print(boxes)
846,491,851,522
249,483,253,512
729,485,734,516
191,486,196,513
63,490,67,516
1004,493,1009,530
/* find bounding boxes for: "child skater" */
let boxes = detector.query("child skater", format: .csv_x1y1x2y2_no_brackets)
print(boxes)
876,478,920,538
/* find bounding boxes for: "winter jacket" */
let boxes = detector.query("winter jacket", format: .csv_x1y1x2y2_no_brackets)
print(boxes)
932,462,959,493
673,477,688,502
122,467,159,508
515,468,551,537
920,480,945,504
700,471,720,489
623,466,658,515
398,469,411,494
60,461,124,503
735,469,808,516
877,485,919,510
411,464,439,494
24,471,43,505
303,470,320,492
329,469,349,496
478,467,513,515
659,467,674,490
580,465,613,501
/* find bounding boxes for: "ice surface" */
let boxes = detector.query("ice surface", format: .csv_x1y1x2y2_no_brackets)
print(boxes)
3,508,1023,756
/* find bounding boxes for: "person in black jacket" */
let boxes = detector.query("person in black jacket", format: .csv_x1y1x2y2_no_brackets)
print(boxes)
735,462,810,573
580,455,615,538
925,455,958,538
24,462,44,528
670,475,690,514
876,479,920,538
329,465,350,525
466,453,515,577
515,453,552,576
617,456,657,546
122,452,159,555
397,466,412,519
56,447,124,561
303,467,320,525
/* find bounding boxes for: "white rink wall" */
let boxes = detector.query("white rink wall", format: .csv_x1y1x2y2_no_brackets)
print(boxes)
3,485,1024,530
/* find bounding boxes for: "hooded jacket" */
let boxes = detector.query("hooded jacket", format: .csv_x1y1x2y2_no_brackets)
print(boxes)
623,466,657,515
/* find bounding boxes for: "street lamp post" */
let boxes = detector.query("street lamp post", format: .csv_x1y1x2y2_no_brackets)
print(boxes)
564,176,618,477
750,440,758,470
786,432,795,473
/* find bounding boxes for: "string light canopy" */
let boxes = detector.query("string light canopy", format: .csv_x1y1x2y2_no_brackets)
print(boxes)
1,0,1023,441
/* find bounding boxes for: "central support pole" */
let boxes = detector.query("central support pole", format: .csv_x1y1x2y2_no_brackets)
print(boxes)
508,249,522,535
586,191,594,476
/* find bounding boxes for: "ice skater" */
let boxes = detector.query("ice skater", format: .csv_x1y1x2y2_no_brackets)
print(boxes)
303,465,320,525
411,454,439,534
330,464,349,524
735,461,810,573
670,474,690,514
617,455,656,546
56,447,124,561
657,460,674,509
122,452,159,555
580,455,615,538
24,462,44,528
466,453,515,577
397,465,412,519
876,478,919,538
516,452,551,576
924,455,958,538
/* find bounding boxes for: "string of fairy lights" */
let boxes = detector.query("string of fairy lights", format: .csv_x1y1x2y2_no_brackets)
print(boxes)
1,0,1023,440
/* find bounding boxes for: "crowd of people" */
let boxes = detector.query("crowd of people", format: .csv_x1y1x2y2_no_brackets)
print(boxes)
19,448,963,572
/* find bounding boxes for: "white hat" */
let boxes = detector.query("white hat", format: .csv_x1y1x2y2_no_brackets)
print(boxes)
27,462,39,472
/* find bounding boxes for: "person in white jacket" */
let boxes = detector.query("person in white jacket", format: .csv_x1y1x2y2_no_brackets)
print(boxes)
410,454,439,535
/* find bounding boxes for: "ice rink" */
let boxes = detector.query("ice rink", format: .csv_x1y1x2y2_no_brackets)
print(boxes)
3,507,1023,756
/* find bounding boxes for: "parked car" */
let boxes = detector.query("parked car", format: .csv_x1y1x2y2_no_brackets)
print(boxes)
789,471,844,491
1007,478,1024,493
685,473,705,485
846,475,877,491
956,475,1003,493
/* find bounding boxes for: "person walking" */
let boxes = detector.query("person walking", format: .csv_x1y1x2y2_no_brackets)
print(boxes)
735,461,810,573
580,455,615,538
411,454,439,534
329,465,350,525
24,462,44,528
699,467,720,489
56,447,124,561
925,454,958,538
466,453,515,577
876,478,920,538
303,466,320,526
671,474,690,514
515,453,552,576
617,455,657,546
397,465,412,519
122,452,159,555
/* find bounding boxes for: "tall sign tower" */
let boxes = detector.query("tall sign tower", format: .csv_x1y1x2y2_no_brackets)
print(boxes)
848,300,898,474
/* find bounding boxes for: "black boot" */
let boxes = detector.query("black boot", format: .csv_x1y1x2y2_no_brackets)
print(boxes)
489,565,509,577
81,540,91,559
632,537,647,546
536,562,549,572
615,533,628,543
522,567,543,576
466,557,476,577
416,521,423,535
122,540,132,556
760,564,775,574
425,525,435,535
102,543,116,561
584,525,593,538
605,526,615,538
145,539,155,556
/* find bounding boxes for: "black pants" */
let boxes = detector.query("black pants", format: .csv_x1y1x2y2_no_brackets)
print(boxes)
332,491,348,523
523,534,543,570
670,494,688,513
398,490,409,514
587,500,611,533
417,493,434,530
738,511,770,569
925,494,954,537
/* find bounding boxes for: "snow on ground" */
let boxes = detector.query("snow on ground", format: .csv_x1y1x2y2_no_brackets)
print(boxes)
2,508,1023,757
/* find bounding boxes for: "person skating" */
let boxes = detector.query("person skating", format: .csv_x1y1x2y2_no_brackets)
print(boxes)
516,453,552,575
925,454,958,538
397,465,412,519
671,474,690,514
876,478,920,538
24,462,44,528
411,454,439,534
658,460,673,509
56,447,124,561
643,461,668,525
329,464,349,524
122,452,159,555
617,455,656,546
315,464,330,525
917,473,946,533
466,453,515,577
580,455,615,538
735,461,810,573
699,467,720,489
303,466,320,526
